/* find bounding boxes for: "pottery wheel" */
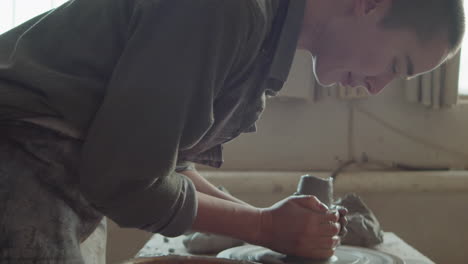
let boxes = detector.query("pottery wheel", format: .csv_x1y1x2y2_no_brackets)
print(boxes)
217,245,405,264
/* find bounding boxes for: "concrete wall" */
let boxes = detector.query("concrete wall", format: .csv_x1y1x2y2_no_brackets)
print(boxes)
218,80,468,171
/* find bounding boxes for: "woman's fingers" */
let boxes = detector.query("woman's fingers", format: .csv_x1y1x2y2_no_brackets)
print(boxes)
317,221,341,236
292,195,329,213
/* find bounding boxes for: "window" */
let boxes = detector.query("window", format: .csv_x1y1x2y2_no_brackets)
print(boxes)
0,0,68,35
458,2,468,96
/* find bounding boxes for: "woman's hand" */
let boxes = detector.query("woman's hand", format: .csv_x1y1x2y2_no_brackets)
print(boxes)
256,195,341,259
336,205,348,237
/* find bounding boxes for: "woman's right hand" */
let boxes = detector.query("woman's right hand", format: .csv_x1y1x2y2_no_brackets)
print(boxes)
255,195,341,259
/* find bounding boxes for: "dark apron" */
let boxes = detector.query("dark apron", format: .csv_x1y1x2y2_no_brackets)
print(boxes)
0,120,102,264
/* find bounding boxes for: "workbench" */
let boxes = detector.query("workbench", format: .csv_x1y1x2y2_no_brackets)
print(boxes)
135,232,435,264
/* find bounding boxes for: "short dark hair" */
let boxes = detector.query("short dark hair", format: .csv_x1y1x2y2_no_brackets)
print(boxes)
380,0,465,58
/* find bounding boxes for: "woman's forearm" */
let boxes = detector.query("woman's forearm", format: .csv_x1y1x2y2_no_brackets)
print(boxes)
179,169,252,207
192,191,262,243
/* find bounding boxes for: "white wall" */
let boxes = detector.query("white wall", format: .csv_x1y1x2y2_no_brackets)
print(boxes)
219,78,468,171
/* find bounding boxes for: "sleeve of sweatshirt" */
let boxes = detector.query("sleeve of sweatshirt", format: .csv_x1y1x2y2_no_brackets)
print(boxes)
79,0,256,236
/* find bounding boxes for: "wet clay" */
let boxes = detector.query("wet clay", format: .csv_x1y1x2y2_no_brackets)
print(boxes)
296,175,384,247
217,244,403,264
182,232,244,254
295,175,334,207
336,194,384,247
217,245,339,264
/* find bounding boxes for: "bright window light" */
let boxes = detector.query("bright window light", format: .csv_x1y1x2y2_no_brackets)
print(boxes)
0,0,68,35
458,3,468,95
